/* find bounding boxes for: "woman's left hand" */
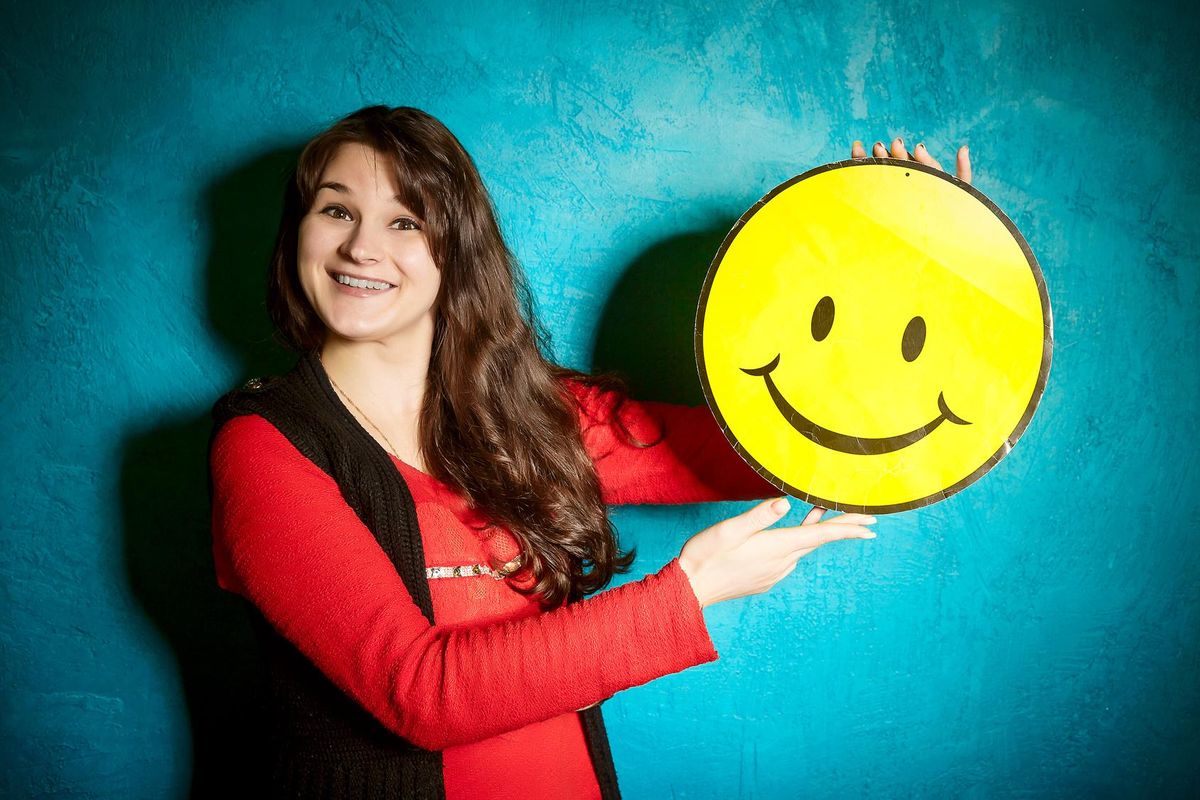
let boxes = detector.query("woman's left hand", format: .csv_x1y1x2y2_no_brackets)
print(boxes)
850,138,972,185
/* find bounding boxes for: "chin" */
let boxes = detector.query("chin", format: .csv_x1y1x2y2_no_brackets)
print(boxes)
321,318,394,343
323,314,436,349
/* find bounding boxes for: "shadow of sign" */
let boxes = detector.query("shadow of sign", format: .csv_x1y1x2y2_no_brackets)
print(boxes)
591,225,734,406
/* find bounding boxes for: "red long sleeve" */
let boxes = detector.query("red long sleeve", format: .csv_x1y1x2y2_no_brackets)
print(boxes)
567,381,778,505
210,414,718,752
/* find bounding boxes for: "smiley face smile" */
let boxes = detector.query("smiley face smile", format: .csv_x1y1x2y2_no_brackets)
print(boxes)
742,354,971,455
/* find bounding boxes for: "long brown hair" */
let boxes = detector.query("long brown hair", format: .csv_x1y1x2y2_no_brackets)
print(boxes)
267,105,636,607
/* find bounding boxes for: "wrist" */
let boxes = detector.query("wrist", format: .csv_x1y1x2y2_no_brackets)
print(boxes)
676,555,709,609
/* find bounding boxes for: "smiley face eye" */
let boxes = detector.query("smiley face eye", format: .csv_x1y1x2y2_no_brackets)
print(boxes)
811,295,835,341
902,316,926,362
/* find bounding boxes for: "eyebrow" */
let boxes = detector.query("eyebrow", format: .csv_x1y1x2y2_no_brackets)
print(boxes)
316,181,407,205
317,181,350,194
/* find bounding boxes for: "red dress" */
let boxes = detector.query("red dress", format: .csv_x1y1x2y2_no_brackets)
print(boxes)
209,381,775,799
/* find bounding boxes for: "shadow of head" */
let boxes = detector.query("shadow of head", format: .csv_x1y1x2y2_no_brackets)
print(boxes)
205,146,307,379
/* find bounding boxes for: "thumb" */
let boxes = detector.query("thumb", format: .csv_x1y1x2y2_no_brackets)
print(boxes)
722,497,791,539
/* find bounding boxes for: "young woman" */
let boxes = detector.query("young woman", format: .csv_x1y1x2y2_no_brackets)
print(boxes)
209,106,961,798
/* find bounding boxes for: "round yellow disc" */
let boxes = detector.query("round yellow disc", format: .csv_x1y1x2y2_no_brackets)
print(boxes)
696,159,1052,513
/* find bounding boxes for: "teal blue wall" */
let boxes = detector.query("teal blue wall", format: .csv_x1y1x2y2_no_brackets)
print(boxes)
3,1,1197,797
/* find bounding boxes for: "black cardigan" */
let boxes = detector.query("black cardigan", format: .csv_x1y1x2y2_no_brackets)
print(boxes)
208,349,622,799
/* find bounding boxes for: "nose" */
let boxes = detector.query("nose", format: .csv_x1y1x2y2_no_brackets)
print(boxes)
340,223,381,264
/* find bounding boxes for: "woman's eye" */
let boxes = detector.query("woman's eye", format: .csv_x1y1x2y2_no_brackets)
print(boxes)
392,217,421,231
320,205,351,221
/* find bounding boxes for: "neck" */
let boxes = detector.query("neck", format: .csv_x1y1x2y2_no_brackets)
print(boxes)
318,331,433,418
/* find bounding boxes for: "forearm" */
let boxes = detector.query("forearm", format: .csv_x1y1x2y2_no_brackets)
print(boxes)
233,542,714,750
379,559,714,749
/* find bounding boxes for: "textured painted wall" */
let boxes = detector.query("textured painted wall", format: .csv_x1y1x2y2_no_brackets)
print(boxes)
3,1,1197,797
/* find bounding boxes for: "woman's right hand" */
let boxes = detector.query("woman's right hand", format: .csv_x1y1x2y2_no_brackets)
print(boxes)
677,498,876,608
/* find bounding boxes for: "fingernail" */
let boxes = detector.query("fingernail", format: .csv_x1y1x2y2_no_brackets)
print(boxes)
771,498,790,515
863,532,877,539
916,143,925,151
896,138,903,145
874,141,883,150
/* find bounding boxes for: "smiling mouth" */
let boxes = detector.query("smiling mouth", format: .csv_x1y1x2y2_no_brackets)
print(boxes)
329,270,396,292
742,354,971,455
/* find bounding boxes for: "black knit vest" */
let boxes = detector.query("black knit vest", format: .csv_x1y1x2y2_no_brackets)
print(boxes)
208,350,622,799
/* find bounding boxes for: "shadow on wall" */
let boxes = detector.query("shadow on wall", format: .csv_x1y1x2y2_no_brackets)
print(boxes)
591,225,734,405
120,145,304,798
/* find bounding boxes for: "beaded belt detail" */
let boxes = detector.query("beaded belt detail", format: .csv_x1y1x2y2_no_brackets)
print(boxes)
425,554,522,581
426,563,504,580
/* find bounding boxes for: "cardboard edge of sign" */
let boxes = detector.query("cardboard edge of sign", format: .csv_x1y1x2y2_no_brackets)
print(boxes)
694,157,1054,515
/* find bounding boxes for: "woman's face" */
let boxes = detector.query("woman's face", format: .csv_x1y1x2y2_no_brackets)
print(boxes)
297,142,441,351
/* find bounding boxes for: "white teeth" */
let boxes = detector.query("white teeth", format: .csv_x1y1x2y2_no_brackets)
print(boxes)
334,273,392,291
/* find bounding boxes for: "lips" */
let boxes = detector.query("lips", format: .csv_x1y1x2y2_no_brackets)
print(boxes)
742,353,971,455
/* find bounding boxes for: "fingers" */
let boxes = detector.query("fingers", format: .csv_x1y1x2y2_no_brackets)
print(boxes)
858,136,913,159
956,145,972,184
791,523,875,551
912,143,943,171
802,506,826,526
855,135,970,184
782,515,876,552
722,496,791,540
825,513,877,525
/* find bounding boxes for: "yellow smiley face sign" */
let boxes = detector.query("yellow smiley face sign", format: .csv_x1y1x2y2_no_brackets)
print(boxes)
696,159,1052,513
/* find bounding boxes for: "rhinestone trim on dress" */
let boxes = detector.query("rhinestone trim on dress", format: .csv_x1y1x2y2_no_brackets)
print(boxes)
425,554,522,581
425,563,503,580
